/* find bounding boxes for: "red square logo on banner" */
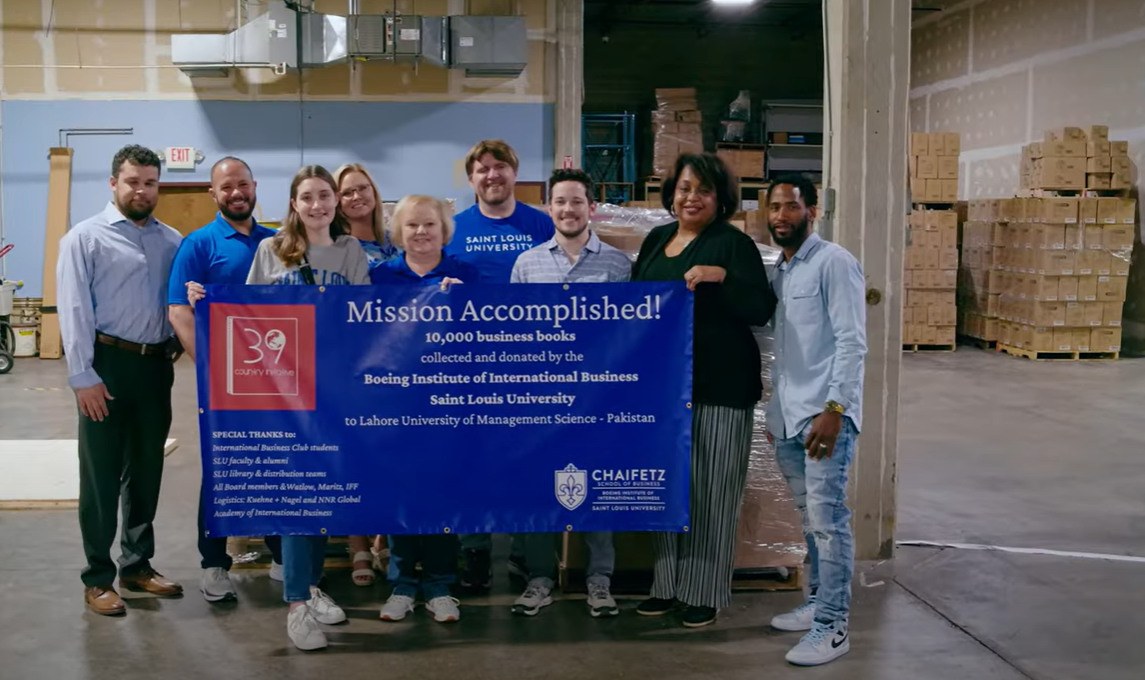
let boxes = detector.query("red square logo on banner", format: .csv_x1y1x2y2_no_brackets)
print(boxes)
208,303,317,411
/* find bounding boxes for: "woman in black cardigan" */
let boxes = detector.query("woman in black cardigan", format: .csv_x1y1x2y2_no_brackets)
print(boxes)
632,152,777,627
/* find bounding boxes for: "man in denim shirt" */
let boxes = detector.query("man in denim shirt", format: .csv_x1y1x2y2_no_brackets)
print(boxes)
764,174,867,666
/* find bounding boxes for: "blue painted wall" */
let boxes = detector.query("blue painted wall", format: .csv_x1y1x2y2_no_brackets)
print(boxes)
1,100,555,297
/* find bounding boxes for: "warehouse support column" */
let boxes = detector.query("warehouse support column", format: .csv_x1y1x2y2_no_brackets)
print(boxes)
553,0,583,169
822,0,911,560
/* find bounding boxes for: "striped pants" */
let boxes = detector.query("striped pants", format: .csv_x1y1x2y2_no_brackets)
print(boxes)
651,403,754,610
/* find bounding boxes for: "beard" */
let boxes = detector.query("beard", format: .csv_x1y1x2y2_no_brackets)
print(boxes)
768,216,811,248
556,220,588,239
117,196,154,222
219,196,256,222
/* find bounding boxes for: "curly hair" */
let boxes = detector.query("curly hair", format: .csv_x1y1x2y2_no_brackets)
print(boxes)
111,145,161,179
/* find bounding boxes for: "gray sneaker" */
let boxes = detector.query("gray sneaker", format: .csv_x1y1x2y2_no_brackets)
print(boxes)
511,579,553,616
587,582,618,617
200,567,237,603
268,561,284,582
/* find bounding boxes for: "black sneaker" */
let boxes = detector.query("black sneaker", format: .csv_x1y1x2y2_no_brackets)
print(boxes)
636,597,677,616
460,549,491,591
681,606,717,628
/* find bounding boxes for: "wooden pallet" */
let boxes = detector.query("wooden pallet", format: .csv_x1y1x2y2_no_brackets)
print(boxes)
715,142,768,150
1021,188,1132,198
957,335,997,350
903,343,956,353
997,343,1119,361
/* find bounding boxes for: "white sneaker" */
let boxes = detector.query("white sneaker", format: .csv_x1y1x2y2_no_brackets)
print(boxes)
200,567,237,603
771,599,816,632
511,579,553,616
268,561,284,582
587,582,618,617
379,593,416,621
785,620,850,666
307,586,346,625
425,596,461,623
287,604,327,651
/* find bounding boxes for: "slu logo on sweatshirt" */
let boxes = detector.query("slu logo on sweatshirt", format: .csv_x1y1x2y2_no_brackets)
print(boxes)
275,269,352,286
462,233,534,254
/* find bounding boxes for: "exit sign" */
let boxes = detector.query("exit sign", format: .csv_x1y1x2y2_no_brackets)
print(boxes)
166,146,197,170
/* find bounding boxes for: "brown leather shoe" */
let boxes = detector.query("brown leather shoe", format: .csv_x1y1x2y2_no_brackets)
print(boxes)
85,586,127,616
119,569,184,597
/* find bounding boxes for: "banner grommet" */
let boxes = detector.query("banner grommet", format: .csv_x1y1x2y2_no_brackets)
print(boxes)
318,286,326,292
685,402,692,409
443,527,451,534
199,408,204,414
566,524,573,531
320,528,327,534
683,526,690,532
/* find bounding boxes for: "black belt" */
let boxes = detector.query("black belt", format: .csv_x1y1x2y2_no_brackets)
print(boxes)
96,332,169,357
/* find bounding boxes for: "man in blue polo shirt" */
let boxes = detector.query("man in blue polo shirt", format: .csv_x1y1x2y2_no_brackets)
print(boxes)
444,139,555,285
167,156,283,602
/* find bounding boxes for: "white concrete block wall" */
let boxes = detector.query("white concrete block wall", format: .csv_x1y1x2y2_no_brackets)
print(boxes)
910,0,1145,335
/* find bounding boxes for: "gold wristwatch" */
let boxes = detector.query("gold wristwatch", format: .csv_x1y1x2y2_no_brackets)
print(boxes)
824,400,845,415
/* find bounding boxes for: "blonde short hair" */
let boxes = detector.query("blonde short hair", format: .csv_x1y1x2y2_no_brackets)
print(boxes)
332,163,386,243
464,139,520,177
388,195,455,250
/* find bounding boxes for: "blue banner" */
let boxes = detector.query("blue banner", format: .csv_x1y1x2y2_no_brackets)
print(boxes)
194,282,694,537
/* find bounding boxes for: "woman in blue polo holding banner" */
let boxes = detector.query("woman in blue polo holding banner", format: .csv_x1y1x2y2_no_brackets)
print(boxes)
190,165,370,651
369,194,478,288
371,194,472,624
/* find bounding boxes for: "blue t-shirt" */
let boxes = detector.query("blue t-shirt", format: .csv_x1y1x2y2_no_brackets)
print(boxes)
167,214,277,304
443,202,555,283
370,251,480,286
359,237,400,268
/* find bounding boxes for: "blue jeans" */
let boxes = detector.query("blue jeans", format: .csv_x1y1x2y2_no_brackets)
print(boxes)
774,417,856,624
388,534,458,600
282,535,327,603
584,532,615,586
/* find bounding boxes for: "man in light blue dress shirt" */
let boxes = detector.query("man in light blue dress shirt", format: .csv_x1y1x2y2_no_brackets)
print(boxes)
506,169,631,619
763,174,867,667
56,145,185,616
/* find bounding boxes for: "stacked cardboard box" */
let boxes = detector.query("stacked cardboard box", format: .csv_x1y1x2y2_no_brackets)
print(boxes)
716,146,766,179
653,88,703,178
990,195,1135,354
909,132,961,204
904,208,959,346
1020,125,1131,191
957,200,1007,342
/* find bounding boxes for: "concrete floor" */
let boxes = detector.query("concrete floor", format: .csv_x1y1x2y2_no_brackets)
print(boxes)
1,349,1142,679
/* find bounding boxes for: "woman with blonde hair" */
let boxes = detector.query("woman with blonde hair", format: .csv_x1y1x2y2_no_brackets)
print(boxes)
334,163,396,586
370,194,474,625
370,194,478,287
334,163,399,267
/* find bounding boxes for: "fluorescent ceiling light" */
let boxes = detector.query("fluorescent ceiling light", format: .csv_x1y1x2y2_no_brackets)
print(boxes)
712,0,756,5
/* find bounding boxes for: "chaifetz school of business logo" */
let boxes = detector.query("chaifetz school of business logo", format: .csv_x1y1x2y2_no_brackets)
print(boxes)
209,303,317,411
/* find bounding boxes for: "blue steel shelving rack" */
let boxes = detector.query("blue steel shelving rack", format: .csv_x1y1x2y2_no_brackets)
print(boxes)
581,113,637,204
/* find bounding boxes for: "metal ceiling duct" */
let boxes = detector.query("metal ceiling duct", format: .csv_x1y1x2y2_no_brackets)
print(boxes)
171,1,527,78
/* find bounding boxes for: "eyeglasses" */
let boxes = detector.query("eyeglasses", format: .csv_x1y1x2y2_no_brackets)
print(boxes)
340,185,373,199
